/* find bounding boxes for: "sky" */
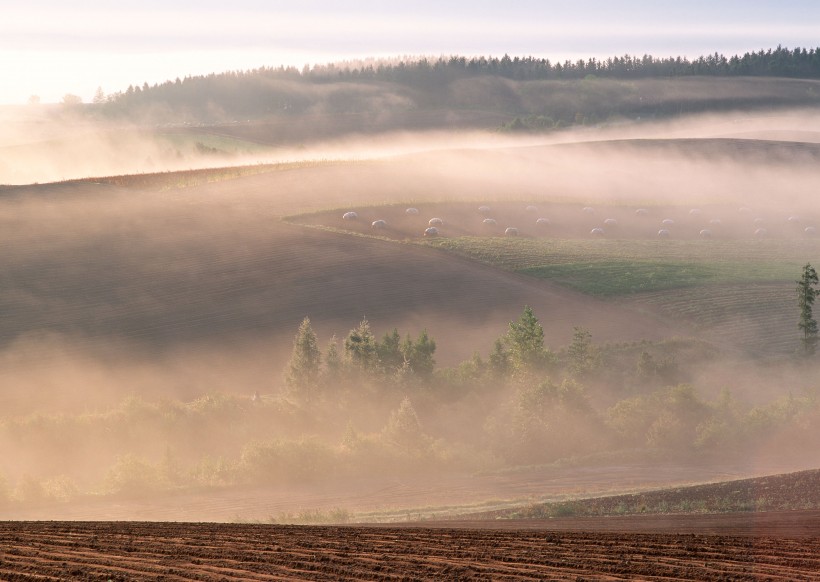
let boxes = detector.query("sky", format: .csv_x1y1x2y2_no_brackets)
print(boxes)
3,0,820,104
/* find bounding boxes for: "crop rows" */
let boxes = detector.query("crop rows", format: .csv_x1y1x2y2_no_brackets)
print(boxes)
426,237,820,271
628,282,799,355
418,235,817,355
1,521,819,581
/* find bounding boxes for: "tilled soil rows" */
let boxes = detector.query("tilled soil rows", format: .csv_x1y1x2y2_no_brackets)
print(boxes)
1,518,819,581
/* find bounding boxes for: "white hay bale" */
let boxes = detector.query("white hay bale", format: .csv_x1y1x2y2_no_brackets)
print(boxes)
526,205,538,213
504,227,519,236
657,229,670,238
689,208,703,216
738,206,752,214
604,218,617,226
662,219,675,226
583,206,595,214
635,208,649,216
424,226,439,237
709,218,722,225
428,217,444,226
753,217,765,226
478,206,491,215
371,219,387,229
788,215,800,224
754,228,767,237
343,211,358,220
483,218,497,226
699,229,712,238
406,207,419,215
590,227,604,236
805,226,817,236
536,217,550,226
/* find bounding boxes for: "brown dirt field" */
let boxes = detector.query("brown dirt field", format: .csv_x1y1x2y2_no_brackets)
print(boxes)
1,517,819,581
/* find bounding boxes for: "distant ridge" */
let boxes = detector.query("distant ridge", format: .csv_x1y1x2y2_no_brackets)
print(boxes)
89,46,820,129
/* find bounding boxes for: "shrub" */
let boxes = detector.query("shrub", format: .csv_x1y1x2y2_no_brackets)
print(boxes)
103,454,159,497
383,396,429,450
42,475,79,503
240,438,336,485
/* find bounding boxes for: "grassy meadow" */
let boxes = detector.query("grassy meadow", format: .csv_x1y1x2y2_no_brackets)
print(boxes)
425,237,818,296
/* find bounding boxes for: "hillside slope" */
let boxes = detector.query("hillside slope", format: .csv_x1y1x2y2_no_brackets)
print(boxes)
0,171,680,410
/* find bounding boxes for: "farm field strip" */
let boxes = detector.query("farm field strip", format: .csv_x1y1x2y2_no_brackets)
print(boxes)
427,237,820,266
625,282,799,355
1,521,819,581
481,469,820,521
293,198,820,355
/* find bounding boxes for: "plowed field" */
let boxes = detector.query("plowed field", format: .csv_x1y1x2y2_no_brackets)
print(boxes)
2,517,819,581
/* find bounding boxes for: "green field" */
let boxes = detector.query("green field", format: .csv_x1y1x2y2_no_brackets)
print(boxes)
421,235,820,356
425,237,820,296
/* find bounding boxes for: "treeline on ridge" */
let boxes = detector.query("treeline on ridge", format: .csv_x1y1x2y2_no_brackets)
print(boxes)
89,46,820,127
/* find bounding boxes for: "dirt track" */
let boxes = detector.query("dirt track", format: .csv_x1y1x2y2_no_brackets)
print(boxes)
2,516,819,581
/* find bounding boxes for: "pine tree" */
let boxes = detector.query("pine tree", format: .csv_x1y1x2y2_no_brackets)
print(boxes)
376,328,404,373
797,263,820,355
506,306,550,373
92,86,106,104
323,335,341,383
401,329,436,380
285,317,321,396
567,326,600,377
344,318,377,373
488,338,510,377
384,396,425,448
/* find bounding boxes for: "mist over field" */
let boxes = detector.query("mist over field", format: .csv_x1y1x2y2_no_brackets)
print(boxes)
1,62,820,523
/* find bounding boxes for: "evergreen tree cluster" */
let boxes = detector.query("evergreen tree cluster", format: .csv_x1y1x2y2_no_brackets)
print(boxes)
100,46,820,120
316,46,820,84
285,317,437,399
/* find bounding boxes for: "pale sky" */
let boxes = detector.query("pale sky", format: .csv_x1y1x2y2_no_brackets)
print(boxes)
3,1,820,104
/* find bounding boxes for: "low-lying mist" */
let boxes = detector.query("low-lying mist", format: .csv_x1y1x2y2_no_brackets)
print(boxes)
2,105,820,186
0,105,819,519
0,309,819,521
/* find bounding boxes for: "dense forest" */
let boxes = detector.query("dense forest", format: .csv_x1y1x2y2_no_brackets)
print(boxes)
92,46,820,130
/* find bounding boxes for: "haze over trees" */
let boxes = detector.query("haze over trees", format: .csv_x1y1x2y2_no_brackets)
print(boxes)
3,304,817,509
89,46,820,129
285,317,321,397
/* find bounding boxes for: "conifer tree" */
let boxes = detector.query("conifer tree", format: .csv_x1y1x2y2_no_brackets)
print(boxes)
285,317,321,396
344,318,378,372
323,335,341,383
401,330,436,379
567,326,600,377
376,328,404,373
506,306,550,373
488,338,510,377
797,263,820,355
